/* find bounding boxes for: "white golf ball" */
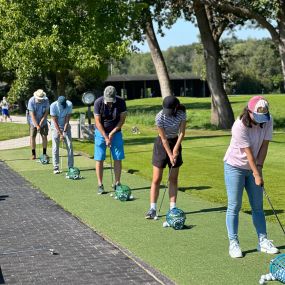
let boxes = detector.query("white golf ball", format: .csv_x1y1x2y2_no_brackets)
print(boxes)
114,196,118,200
265,273,272,281
163,221,169,228
129,195,134,200
110,193,113,197
154,216,158,220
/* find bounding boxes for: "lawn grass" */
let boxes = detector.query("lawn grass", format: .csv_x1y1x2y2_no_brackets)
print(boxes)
0,147,284,285
0,122,29,140
72,94,285,130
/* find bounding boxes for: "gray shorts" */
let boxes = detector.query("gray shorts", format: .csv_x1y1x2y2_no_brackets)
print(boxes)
30,124,49,137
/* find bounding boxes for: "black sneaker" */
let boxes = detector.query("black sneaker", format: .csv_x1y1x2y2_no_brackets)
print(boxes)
114,183,121,191
98,185,105,195
145,208,157,219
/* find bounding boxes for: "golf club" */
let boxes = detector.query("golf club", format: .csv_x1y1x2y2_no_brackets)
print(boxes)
60,139,64,173
156,166,173,220
263,186,285,236
109,147,114,189
37,129,41,159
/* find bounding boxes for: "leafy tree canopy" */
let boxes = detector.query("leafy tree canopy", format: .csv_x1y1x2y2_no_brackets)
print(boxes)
0,0,135,101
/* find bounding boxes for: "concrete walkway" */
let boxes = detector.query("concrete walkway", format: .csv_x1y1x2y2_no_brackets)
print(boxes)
0,161,174,285
0,115,82,150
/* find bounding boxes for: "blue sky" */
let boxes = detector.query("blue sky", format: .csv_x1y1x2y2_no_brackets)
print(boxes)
135,19,271,53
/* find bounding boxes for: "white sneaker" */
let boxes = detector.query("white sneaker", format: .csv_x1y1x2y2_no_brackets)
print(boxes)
229,239,243,258
257,237,279,254
53,167,60,174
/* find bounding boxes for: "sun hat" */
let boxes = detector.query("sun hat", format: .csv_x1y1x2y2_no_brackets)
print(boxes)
58,96,67,108
248,96,270,123
103,86,116,103
162,96,180,116
33,89,47,100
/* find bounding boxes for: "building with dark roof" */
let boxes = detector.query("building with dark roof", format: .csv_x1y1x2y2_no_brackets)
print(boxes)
104,74,210,100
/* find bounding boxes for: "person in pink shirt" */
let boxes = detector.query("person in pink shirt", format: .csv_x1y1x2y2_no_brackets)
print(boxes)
224,96,279,258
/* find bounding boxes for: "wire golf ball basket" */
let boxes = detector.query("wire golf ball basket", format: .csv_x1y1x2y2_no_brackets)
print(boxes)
166,207,186,230
270,254,285,283
115,184,132,201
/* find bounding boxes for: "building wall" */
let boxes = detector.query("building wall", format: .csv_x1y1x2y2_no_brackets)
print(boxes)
104,78,210,100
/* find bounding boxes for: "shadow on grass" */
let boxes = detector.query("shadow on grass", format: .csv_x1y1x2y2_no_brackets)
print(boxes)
244,209,284,216
179,185,211,192
80,167,96,172
127,169,139,174
243,244,285,256
184,206,227,215
130,186,150,191
159,206,227,218
0,195,9,201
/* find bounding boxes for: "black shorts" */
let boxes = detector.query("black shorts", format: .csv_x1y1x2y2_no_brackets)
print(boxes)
152,136,183,169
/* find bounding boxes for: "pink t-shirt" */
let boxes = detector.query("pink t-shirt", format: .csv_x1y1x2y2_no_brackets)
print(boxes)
224,117,273,170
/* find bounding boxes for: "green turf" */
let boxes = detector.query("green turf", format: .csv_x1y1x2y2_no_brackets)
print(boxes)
0,148,284,285
72,129,285,226
0,122,29,140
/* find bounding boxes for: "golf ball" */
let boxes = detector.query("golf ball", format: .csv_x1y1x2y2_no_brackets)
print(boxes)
154,216,158,220
129,195,134,200
110,193,113,197
163,221,169,228
265,273,272,281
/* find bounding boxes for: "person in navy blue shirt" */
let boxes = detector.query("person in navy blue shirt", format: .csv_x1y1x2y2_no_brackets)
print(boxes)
93,86,127,194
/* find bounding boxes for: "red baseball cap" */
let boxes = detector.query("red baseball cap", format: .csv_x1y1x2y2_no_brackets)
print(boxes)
248,96,270,123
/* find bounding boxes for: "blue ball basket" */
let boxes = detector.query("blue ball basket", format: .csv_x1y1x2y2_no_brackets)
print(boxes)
270,254,285,283
166,207,186,230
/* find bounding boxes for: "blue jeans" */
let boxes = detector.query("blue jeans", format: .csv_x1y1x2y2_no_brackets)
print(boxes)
52,126,74,169
224,162,266,241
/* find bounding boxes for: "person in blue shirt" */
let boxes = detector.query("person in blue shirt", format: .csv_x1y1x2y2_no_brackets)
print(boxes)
50,96,74,174
27,89,50,160
93,86,127,194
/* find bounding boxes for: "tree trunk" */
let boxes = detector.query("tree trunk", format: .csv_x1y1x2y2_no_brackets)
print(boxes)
278,13,285,92
193,0,234,129
144,11,172,99
56,70,66,97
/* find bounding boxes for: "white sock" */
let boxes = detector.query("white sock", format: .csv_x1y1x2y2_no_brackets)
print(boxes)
150,203,157,210
170,202,176,209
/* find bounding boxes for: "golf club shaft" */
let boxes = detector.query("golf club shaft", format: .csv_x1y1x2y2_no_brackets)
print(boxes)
263,187,285,236
38,130,41,158
61,139,64,172
158,166,173,216
109,147,114,188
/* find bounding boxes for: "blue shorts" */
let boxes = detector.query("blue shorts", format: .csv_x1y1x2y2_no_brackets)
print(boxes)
94,129,125,161
2,109,9,116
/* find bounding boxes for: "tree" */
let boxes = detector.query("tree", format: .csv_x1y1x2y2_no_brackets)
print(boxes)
0,0,132,102
144,8,173,98
204,0,285,91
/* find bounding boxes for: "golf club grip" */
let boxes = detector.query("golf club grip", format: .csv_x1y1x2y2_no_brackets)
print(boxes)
263,187,285,236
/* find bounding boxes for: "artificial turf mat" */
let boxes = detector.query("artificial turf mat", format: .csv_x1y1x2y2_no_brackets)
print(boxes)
0,148,284,285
